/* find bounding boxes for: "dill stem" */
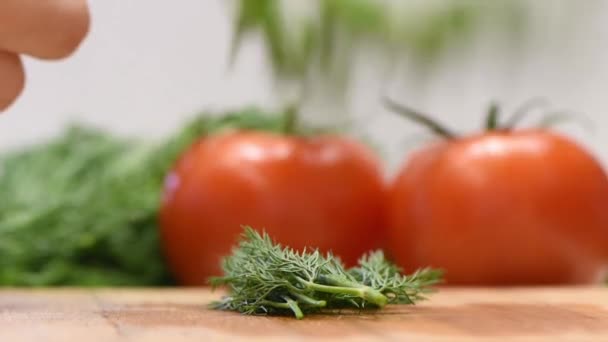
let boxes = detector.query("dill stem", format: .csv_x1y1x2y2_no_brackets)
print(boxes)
291,292,327,307
259,300,290,310
259,299,304,319
281,295,304,319
296,277,388,308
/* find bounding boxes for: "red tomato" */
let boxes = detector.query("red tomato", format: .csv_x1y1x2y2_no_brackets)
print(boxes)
388,130,608,285
160,131,386,285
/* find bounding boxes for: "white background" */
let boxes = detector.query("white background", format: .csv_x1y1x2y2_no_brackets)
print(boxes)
1,0,607,172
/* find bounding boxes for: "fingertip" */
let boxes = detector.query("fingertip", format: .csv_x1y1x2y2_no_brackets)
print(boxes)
37,0,91,60
60,0,91,58
0,52,25,112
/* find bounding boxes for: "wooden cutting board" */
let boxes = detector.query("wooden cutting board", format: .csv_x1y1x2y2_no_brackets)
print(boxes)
1,287,607,341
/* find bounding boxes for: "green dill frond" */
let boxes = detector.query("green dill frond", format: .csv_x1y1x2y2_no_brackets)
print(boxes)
350,250,443,304
210,227,442,319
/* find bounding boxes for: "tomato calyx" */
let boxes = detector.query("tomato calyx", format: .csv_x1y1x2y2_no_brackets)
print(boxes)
383,97,457,139
384,97,592,139
485,102,500,130
500,97,548,130
283,104,299,134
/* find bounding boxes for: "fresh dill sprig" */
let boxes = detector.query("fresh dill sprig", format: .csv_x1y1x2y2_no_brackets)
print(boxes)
349,251,443,305
210,227,443,319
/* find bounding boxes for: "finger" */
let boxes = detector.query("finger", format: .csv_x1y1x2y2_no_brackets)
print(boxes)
0,51,25,111
0,0,90,60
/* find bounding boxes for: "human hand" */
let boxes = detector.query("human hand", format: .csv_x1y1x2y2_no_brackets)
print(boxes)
0,0,89,111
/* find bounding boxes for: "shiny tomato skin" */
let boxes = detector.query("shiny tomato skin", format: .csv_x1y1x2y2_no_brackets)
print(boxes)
388,130,608,285
160,131,386,285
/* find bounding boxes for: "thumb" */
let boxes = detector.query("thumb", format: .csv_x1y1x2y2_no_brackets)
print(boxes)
0,51,24,111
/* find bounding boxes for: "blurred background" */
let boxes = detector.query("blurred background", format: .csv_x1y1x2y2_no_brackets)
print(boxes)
1,0,607,172
2,0,608,287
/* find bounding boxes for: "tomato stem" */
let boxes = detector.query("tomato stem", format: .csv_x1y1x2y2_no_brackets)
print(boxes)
383,97,457,139
485,102,500,130
283,104,299,134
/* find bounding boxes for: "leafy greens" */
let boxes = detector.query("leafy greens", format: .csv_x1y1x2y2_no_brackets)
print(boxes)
0,108,287,286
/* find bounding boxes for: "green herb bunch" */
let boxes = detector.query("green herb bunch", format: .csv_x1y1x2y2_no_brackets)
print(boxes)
211,227,442,319
231,0,528,89
0,108,287,286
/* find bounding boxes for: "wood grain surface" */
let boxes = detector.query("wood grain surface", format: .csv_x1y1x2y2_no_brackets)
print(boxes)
1,287,607,341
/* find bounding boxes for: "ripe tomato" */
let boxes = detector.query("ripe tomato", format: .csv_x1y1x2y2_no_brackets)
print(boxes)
388,130,608,285
160,131,386,285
